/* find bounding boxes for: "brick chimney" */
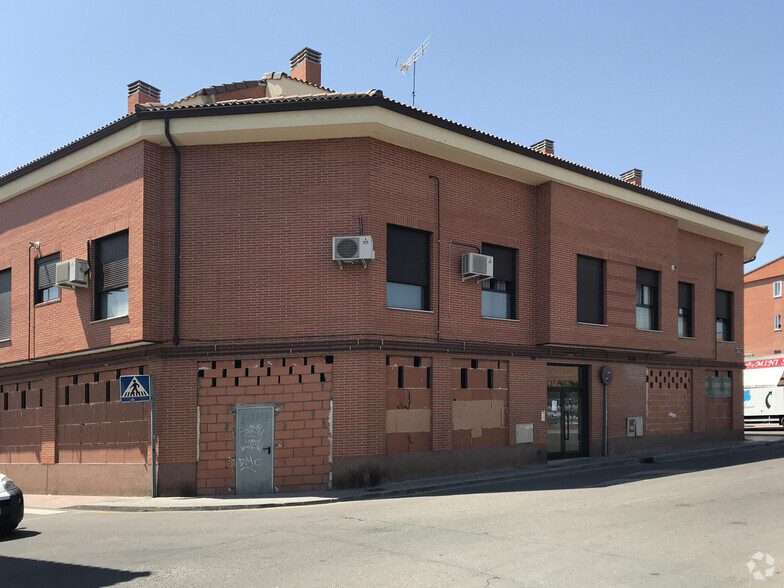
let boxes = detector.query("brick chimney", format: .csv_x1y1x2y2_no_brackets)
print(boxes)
289,47,322,86
620,168,643,187
530,139,554,155
127,80,161,113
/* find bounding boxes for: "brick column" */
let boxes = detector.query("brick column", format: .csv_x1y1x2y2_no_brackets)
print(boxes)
430,354,452,452
40,376,57,464
692,369,706,433
732,368,744,431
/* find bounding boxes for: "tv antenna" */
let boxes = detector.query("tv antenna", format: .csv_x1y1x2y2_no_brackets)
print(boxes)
395,35,431,106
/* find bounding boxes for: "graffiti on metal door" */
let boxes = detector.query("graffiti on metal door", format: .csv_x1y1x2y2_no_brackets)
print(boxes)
237,423,265,472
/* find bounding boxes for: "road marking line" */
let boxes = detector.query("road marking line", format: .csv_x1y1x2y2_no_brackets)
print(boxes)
24,507,64,515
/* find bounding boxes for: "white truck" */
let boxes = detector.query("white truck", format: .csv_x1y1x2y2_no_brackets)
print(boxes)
744,357,784,427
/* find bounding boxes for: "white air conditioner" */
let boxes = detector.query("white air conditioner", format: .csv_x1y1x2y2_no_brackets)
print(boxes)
55,258,90,289
461,253,493,281
333,236,374,268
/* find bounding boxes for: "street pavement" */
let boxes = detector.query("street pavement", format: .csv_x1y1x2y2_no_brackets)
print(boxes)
7,436,784,587
23,432,784,512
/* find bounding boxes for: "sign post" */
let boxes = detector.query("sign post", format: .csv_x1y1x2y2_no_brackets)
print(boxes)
600,366,613,457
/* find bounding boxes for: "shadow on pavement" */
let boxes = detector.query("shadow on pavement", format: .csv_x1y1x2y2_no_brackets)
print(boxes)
373,442,784,498
0,529,40,542
0,555,151,587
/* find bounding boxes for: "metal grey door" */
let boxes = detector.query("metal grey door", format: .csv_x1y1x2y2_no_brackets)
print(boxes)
235,405,274,495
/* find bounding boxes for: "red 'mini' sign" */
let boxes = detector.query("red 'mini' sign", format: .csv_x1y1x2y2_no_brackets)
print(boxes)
745,357,784,369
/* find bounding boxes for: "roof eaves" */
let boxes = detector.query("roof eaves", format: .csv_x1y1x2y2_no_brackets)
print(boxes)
372,96,769,235
0,113,138,185
0,91,771,236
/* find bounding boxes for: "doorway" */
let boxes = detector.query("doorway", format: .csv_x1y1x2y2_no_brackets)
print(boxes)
546,364,588,458
235,405,275,495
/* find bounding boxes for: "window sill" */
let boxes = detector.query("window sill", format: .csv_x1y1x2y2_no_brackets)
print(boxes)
678,336,696,340
481,316,519,322
35,298,61,308
577,322,607,327
90,314,130,325
636,328,662,333
386,307,433,314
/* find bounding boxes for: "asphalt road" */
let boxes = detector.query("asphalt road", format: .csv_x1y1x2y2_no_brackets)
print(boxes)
3,442,784,587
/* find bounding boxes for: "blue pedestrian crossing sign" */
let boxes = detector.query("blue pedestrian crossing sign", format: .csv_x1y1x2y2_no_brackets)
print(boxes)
120,375,152,402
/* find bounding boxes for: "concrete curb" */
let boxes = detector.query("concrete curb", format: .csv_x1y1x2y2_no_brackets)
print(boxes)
66,497,342,512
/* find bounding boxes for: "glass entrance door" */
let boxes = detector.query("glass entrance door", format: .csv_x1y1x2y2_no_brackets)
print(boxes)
546,365,588,458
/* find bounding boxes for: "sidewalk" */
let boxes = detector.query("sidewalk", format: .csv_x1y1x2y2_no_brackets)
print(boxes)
23,437,783,512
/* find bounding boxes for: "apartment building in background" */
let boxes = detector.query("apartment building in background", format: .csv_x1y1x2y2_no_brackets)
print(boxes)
0,48,767,496
744,256,784,358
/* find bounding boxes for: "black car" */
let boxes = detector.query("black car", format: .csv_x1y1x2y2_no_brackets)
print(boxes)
0,473,24,534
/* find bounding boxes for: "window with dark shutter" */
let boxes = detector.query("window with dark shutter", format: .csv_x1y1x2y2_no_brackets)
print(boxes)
636,267,659,330
577,255,604,324
35,253,60,304
94,230,129,320
482,243,515,319
678,282,694,338
716,289,733,341
386,225,430,310
0,268,10,341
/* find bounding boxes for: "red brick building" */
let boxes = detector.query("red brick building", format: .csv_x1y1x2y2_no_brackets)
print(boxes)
744,256,784,359
0,48,767,496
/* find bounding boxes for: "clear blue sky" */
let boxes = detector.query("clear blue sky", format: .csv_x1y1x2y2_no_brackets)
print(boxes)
2,1,781,269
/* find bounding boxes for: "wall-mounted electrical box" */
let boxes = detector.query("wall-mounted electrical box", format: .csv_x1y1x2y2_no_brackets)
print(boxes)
461,252,493,281
626,416,643,437
515,423,534,444
55,258,89,289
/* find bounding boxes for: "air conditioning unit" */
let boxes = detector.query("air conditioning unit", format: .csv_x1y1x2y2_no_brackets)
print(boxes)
55,258,90,289
333,236,374,268
461,253,493,281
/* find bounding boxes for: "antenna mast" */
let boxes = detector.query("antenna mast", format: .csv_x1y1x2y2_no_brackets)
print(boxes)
395,35,431,106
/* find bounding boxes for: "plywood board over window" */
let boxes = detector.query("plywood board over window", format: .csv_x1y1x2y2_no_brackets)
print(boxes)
452,359,508,449
385,355,431,454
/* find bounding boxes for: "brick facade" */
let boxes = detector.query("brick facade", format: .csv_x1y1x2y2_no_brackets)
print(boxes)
0,81,762,496
196,356,332,495
744,256,784,357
